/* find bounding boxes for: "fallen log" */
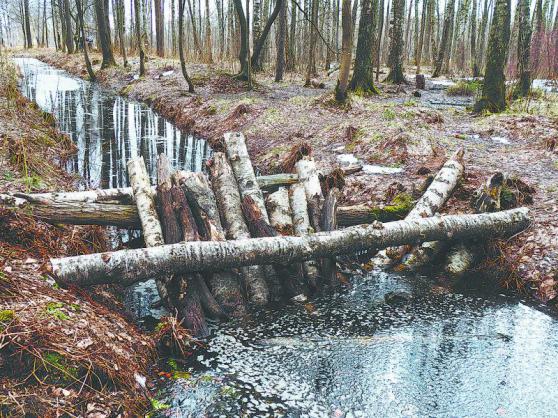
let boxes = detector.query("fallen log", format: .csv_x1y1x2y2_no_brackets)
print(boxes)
156,155,209,336
0,193,387,229
295,156,324,232
224,132,282,300
289,183,320,288
49,208,531,286
209,152,269,305
176,171,247,317
320,188,339,286
265,187,294,236
373,148,465,267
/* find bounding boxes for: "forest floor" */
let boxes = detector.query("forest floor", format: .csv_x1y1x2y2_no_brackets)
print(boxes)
14,49,558,303
0,54,158,416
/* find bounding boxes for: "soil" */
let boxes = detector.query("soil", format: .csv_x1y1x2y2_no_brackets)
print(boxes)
0,55,157,416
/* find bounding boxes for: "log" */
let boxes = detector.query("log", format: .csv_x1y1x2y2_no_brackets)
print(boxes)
0,193,384,229
167,179,225,320
49,208,531,286
156,155,209,337
176,171,246,317
295,157,324,232
472,172,505,213
289,183,320,288
373,149,465,267
265,187,294,235
224,132,269,222
0,193,140,228
241,196,307,297
320,188,339,286
223,132,282,300
209,152,269,305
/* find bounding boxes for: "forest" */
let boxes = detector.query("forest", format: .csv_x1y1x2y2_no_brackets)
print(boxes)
0,0,557,415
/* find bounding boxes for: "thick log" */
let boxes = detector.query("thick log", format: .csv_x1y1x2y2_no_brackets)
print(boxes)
373,149,465,267
224,132,269,222
295,157,324,232
320,188,339,286
265,187,294,235
241,196,306,297
289,183,320,288
337,202,411,226
156,155,208,337
176,171,246,317
49,208,531,286
209,152,269,304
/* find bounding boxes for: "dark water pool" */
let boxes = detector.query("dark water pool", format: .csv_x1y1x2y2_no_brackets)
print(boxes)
14,57,558,418
14,57,210,189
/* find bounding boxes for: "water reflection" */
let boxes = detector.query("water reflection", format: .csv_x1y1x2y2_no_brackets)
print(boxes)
14,57,210,189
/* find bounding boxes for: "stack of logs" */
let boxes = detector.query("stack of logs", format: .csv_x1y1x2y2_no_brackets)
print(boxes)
1,133,532,337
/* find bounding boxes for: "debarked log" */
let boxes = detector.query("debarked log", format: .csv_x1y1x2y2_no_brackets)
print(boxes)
49,208,531,287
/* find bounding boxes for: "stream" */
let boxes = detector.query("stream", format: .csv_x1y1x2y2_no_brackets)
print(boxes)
14,57,558,418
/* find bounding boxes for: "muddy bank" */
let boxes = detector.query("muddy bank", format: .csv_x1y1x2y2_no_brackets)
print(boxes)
19,49,558,304
0,55,157,416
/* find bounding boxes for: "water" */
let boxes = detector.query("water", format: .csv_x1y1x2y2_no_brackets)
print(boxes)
13,57,210,189
14,58,558,418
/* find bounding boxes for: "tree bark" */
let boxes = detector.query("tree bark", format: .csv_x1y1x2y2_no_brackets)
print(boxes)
432,0,455,77
76,0,96,81
232,0,251,81
134,0,146,76
275,0,287,81
62,0,74,53
386,0,407,83
179,0,195,91
175,171,247,317
514,0,532,98
320,188,339,286
335,0,353,102
209,152,269,304
474,0,511,112
295,157,324,232
94,0,117,68
251,0,284,71
349,0,379,94
374,148,465,267
50,209,531,286
115,0,128,66
154,0,165,57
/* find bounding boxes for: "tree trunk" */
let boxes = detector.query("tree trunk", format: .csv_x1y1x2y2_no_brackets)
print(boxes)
115,0,129,66
179,0,195,91
289,183,320,288
275,0,287,81
320,188,339,286
432,0,455,77
305,0,319,85
386,0,407,83
23,0,33,48
375,0,386,80
175,171,247,317
62,0,74,53
474,0,511,112
50,209,531,286
186,0,203,55
232,0,251,80
416,0,428,73
94,0,117,68
514,0,532,98
76,0,96,81
470,0,478,76
349,0,379,94
134,0,146,76
287,0,297,71
374,148,465,267
295,157,324,232
204,0,213,62
209,152,270,304
251,0,284,71
154,0,165,57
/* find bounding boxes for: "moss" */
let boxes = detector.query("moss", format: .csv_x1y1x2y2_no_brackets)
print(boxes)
446,80,482,96
369,193,414,221
500,186,516,208
0,310,15,330
41,352,80,384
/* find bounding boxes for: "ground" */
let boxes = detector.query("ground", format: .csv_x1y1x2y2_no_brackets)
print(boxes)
0,53,157,416
24,48,556,303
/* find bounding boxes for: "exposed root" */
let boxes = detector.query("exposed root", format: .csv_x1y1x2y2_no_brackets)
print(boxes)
281,142,313,173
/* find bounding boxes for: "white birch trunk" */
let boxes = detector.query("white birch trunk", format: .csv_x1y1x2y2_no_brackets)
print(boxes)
289,183,321,285
295,156,324,232
127,156,165,248
373,148,465,267
266,187,294,235
49,208,531,286
209,152,269,304
224,132,269,222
